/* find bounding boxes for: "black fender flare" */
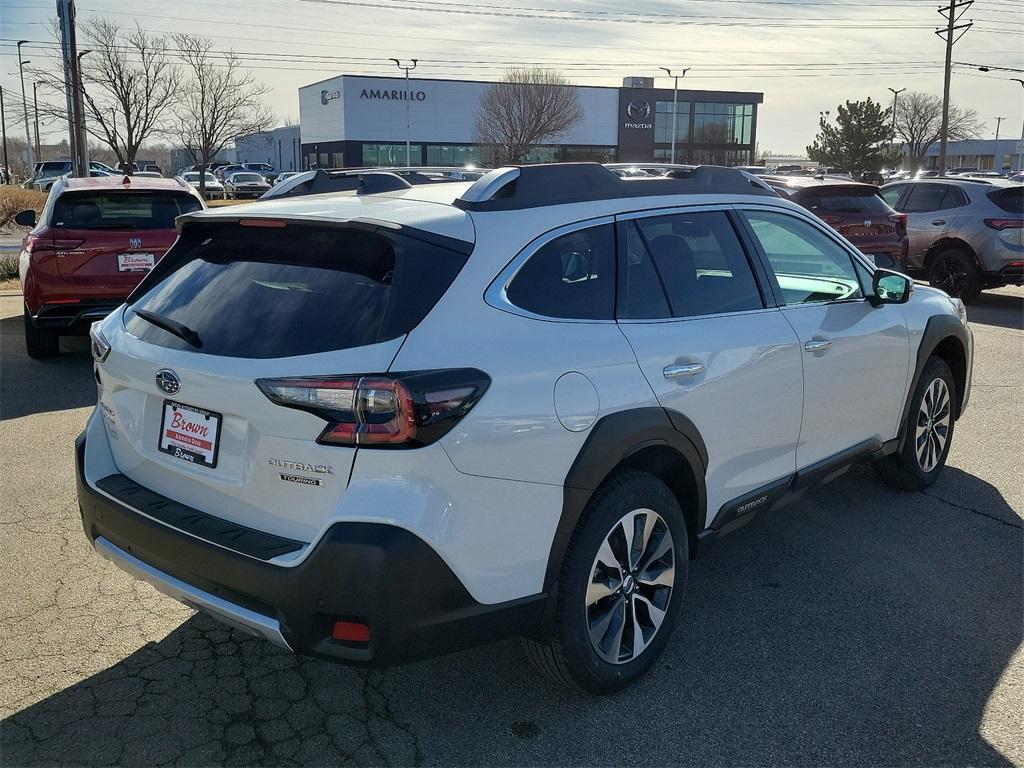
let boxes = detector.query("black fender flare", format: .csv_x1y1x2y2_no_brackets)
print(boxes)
541,407,708,595
897,313,969,452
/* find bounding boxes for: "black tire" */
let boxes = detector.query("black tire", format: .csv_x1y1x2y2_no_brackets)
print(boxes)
927,248,981,303
522,468,689,694
874,356,956,491
23,305,59,359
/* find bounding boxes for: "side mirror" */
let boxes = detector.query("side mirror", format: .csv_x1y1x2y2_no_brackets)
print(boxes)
871,269,913,306
14,209,37,227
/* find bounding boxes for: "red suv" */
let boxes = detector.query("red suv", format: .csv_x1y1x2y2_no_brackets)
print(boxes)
763,176,909,272
17,176,204,358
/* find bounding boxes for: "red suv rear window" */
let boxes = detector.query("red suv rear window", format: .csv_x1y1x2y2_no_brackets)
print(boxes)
52,191,201,230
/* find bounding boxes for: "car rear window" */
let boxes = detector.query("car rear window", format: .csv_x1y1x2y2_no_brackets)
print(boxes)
52,191,202,230
798,187,891,215
988,187,1024,214
124,222,470,358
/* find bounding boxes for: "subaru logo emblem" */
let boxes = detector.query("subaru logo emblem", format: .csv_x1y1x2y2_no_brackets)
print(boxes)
626,99,651,120
155,369,180,395
129,237,142,249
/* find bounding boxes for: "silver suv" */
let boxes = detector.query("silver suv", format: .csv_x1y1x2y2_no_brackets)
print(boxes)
880,178,1023,301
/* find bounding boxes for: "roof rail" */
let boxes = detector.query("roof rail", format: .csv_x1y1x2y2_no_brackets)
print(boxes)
453,163,775,212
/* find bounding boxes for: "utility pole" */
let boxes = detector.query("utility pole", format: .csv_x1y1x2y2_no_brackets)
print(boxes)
936,0,973,176
390,59,418,168
1,87,10,183
32,82,42,161
57,0,89,177
17,41,34,171
660,67,690,165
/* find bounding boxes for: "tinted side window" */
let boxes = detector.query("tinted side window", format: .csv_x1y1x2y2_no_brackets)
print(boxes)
744,210,863,304
940,187,968,209
619,222,671,320
634,211,763,318
880,185,906,209
904,184,948,213
506,224,615,320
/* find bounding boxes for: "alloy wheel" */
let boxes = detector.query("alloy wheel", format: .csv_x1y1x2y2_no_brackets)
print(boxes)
916,377,951,472
932,255,968,297
586,508,674,664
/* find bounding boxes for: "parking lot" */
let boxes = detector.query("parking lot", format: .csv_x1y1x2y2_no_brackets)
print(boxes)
0,287,1021,766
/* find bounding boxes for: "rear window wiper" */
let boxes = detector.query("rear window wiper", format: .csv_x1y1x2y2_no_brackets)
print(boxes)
133,309,203,349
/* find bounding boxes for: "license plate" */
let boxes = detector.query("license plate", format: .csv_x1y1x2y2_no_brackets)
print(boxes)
159,401,221,468
118,252,155,272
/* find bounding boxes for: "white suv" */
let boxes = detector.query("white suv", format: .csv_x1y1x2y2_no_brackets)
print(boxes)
77,164,973,693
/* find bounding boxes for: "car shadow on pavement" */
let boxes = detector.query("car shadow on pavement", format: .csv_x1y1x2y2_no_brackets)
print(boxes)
1,465,1020,767
0,314,95,421
966,291,1023,331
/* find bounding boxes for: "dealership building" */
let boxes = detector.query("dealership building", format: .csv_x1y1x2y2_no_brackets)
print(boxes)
297,74,763,169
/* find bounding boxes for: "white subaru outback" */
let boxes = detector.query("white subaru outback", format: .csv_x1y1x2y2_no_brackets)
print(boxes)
77,164,973,693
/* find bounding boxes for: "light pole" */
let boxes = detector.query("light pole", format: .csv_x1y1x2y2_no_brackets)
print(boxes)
1,87,10,183
659,67,690,165
77,49,92,170
888,87,906,171
390,58,418,168
1013,79,1024,172
17,41,34,170
32,81,43,161
993,115,1005,171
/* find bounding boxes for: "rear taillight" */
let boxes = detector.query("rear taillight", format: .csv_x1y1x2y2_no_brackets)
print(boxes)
984,218,1023,230
818,214,843,227
888,212,908,229
24,236,84,258
256,369,490,448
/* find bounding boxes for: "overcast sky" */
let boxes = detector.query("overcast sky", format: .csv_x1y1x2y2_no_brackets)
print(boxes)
3,0,1023,155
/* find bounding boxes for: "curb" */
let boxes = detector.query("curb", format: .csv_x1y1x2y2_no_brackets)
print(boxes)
0,290,23,297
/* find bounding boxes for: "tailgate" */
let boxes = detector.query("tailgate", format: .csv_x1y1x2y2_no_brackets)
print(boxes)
50,188,200,282
98,330,406,544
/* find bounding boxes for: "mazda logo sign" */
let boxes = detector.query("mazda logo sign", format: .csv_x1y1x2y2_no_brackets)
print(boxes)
155,369,180,395
626,99,651,120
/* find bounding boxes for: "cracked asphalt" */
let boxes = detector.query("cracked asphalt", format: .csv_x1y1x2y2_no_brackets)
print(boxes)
1,289,1021,767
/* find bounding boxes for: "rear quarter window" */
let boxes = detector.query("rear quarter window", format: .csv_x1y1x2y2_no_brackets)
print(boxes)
987,187,1024,214
125,223,470,358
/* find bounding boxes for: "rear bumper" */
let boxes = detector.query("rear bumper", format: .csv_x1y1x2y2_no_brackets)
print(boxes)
75,432,546,666
983,263,1024,285
33,299,123,330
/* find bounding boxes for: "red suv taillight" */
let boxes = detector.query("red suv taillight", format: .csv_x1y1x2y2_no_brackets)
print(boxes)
24,235,84,258
984,218,1023,230
888,212,908,229
256,369,490,448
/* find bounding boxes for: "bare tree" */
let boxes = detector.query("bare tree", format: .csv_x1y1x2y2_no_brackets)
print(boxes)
894,92,984,170
172,34,273,195
474,68,583,165
36,18,180,170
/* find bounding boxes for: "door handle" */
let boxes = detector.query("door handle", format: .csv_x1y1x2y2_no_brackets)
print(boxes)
663,363,705,379
804,339,833,353
931,219,946,226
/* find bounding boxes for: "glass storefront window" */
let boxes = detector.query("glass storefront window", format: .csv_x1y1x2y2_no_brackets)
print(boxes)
425,145,480,166
654,101,690,144
693,103,753,145
362,144,422,167
690,148,752,166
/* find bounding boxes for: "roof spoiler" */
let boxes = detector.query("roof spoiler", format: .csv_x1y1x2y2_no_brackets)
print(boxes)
453,163,775,212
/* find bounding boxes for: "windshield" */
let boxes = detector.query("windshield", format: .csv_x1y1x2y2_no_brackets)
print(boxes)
184,173,218,183
232,173,264,183
52,191,202,230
